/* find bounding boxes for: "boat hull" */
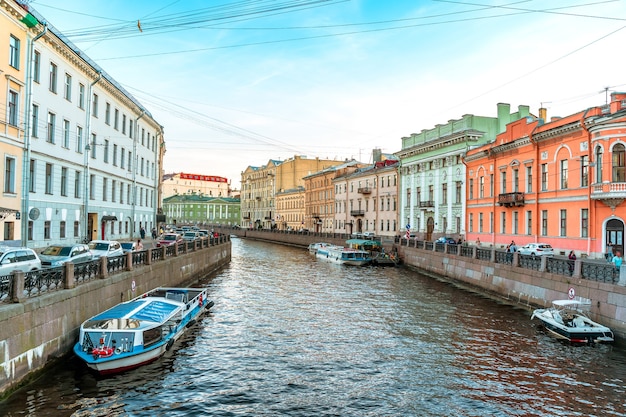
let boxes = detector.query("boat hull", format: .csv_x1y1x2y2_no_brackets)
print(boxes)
316,247,371,266
531,308,614,344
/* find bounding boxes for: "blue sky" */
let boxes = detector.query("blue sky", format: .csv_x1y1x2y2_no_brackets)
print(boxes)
28,0,626,189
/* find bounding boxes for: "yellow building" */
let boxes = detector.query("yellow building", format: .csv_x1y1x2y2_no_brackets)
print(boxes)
241,155,345,229
275,187,305,230
162,172,231,198
0,1,36,242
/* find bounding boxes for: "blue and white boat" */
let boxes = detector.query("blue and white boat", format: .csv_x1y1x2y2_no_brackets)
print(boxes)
74,287,213,375
316,245,372,266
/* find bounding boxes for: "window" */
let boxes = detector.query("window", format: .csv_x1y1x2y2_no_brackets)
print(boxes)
513,168,519,192
8,91,18,126
64,73,72,101
74,170,81,198
120,148,125,169
92,94,98,118
9,35,20,69
120,182,124,204
469,213,473,232
469,179,474,200
89,175,95,200
500,212,506,234
581,155,589,187
479,176,484,198
102,178,108,201
105,102,111,125
595,146,603,183
560,209,567,237
47,112,56,144
479,213,483,233
29,160,35,192
112,180,117,202
541,210,548,236
500,171,507,194
63,119,70,148
526,166,532,193
581,208,589,238
103,139,109,163
31,104,39,138
78,83,85,109
28,221,33,241
513,211,519,235
114,109,119,130
33,50,40,83
526,210,532,235
74,221,79,237
490,174,494,197
44,221,50,239
76,126,83,152
91,133,96,159
45,163,53,194
60,221,66,239
122,114,126,134
49,62,58,93
130,120,133,138
61,167,67,196
560,159,568,189
541,164,548,191
612,143,625,182
441,183,447,205
113,144,118,166
4,157,16,194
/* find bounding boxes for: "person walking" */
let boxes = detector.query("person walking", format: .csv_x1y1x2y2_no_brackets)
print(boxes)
612,250,623,271
140,226,146,240
568,250,576,275
136,239,144,251
607,241,614,261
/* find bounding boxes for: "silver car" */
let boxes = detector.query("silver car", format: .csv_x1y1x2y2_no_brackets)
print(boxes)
88,240,124,259
0,247,41,276
39,244,92,268
517,243,555,257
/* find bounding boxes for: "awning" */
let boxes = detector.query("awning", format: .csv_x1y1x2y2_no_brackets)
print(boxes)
0,207,19,219
101,215,118,221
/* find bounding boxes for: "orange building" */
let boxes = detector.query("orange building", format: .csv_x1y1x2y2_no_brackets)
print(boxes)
465,93,626,259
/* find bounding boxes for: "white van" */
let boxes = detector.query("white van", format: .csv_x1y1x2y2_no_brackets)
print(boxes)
0,247,41,276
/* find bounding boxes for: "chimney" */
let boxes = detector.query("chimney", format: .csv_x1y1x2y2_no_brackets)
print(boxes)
372,148,382,163
539,107,547,122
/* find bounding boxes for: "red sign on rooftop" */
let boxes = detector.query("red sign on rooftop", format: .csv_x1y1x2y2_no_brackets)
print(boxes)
180,173,228,183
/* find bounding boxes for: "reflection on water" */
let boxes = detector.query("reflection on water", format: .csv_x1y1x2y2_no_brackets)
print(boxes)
1,238,626,416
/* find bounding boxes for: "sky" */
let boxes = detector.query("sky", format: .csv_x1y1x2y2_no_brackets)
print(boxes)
26,0,626,189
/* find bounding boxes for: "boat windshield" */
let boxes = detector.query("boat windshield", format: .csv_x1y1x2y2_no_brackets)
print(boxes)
84,318,141,330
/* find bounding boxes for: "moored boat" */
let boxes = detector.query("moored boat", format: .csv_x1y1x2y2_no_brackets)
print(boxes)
74,287,214,374
531,298,614,344
308,242,333,254
316,245,371,266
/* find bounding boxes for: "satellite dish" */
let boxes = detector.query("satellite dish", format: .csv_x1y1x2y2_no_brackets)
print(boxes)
28,208,40,220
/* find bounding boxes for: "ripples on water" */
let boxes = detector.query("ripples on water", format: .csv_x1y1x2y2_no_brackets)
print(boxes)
2,238,626,416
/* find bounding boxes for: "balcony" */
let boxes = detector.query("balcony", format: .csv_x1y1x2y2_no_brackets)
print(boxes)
498,192,525,207
357,187,371,194
591,182,626,209
311,213,321,219
350,209,365,216
419,200,434,208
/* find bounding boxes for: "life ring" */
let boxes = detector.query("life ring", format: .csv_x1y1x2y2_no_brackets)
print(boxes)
92,347,114,358
199,294,203,307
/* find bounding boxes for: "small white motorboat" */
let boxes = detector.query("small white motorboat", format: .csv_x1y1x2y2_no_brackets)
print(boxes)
316,246,372,266
74,287,213,374
531,298,614,344
307,242,333,254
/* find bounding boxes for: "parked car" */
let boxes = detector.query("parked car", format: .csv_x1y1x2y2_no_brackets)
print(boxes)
436,237,457,244
120,242,137,254
362,232,376,238
39,244,92,268
0,247,41,275
198,229,209,237
88,240,124,259
156,233,183,247
517,243,555,257
182,231,200,241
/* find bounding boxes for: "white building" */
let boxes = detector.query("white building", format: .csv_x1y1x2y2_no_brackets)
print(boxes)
21,7,164,247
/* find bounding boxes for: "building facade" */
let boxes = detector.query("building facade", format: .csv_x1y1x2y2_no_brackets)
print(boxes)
162,172,231,199
303,159,365,233
2,2,164,248
465,94,626,258
162,194,240,226
397,103,530,241
240,155,344,229
275,186,305,230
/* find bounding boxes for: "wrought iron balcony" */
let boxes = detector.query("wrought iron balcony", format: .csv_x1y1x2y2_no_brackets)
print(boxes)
357,187,371,194
591,182,626,210
498,192,525,207
350,209,365,216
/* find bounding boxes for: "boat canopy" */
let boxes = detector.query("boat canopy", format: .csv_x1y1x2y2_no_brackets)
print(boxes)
552,299,591,309
89,299,181,324
346,239,381,249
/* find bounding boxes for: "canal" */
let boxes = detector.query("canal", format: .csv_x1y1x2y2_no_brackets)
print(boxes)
2,238,626,416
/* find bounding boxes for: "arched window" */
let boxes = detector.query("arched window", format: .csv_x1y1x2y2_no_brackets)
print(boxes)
595,146,603,183
612,143,625,182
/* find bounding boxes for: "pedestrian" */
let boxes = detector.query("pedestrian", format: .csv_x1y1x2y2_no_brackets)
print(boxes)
568,250,576,274
612,250,623,271
606,241,614,262
151,228,157,239
140,226,146,240
136,239,144,251
476,238,481,247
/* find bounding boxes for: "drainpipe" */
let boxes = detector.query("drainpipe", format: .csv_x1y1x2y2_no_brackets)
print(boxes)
83,71,102,242
20,22,47,247
579,108,592,256
131,110,145,238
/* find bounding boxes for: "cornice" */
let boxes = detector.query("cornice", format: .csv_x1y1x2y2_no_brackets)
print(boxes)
397,129,483,159
532,122,580,142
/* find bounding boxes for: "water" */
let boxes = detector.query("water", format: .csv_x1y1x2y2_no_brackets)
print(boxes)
2,238,626,416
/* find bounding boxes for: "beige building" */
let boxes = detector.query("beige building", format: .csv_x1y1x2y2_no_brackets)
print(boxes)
334,157,399,239
240,155,345,229
162,172,231,198
275,186,305,230
303,160,365,233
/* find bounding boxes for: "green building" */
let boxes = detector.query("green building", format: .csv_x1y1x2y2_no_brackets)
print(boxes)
162,194,241,226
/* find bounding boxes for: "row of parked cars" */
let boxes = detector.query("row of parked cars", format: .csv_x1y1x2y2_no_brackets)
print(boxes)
0,240,131,276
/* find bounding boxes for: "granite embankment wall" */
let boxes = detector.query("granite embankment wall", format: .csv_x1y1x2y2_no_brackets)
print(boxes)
234,228,626,339
0,241,231,397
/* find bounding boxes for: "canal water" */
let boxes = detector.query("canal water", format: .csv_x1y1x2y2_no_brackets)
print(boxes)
2,238,626,416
